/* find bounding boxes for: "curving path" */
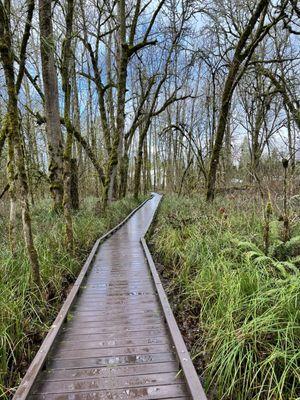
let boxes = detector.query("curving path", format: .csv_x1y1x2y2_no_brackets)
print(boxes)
16,194,206,400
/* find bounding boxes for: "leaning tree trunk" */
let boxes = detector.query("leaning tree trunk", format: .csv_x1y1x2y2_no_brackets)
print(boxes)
206,0,269,201
206,68,236,202
39,0,64,212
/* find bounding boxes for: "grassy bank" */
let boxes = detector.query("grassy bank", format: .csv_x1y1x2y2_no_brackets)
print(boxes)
150,194,300,400
0,196,145,398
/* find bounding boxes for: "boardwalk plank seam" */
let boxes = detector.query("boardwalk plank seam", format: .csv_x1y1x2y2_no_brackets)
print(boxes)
12,197,151,400
13,194,207,400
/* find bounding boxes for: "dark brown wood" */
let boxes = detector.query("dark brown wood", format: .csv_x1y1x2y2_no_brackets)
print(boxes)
59,329,168,343
12,197,151,400
56,336,170,351
14,194,206,400
29,384,189,399
37,362,180,381
141,238,207,396
45,353,178,370
32,372,185,394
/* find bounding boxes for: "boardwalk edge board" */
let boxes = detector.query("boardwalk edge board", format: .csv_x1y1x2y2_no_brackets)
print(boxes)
13,196,152,400
141,195,208,400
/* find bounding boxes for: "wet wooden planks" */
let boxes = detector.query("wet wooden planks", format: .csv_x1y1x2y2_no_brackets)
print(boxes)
15,194,206,400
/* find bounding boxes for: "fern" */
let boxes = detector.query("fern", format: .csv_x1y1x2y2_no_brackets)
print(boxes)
273,261,288,277
233,239,261,254
285,235,300,257
279,261,299,274
235,240,298,277
244,250,263,261
252,255,273,267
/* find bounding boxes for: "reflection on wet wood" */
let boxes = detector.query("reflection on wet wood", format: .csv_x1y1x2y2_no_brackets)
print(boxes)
15,195,206,400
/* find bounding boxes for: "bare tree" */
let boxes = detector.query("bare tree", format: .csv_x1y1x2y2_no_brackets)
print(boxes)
206,0,284,201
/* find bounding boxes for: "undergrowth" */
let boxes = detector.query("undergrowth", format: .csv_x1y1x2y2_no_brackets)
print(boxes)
150,194,300,400
0,195,144,398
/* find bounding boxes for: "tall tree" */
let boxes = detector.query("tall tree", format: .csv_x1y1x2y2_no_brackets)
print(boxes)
206,0,282,201
61,0,75,248
0,0,40,286
39,0,64,212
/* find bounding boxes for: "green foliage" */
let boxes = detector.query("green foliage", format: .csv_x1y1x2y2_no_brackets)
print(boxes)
150,195,300,400
0,195,144,398
271,236,300,261
234,238,299,277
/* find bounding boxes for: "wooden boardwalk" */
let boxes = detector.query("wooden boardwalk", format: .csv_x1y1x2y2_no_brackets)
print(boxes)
14,194,207,400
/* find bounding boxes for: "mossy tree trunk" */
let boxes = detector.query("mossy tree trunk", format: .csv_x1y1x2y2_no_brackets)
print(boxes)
70,158,79,210
0,117,8,160
39,0,64,212
7,132,17,254
206,0,270,202
134,131,144,199
103,0,128,208
61,0,75,249
119,150,129,199
0,0,40,286
134,119,151,198
250,101,265,182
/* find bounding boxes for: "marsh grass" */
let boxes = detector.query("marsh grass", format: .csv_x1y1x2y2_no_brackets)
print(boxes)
0,196,144,398
150,194,300,400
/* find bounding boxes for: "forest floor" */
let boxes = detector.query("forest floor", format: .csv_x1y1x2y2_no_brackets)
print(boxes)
149,193,300,400
0,195,145,399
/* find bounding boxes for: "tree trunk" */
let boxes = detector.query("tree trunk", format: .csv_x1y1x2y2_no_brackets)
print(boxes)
0,2,40,286
39,0,64,212
206,66,237,201
61,0,75,249
70,158,79,210
119,151,129,198
134,134,144,199
7,135,17,254
103,0,128,208
249,94,270,183
206,0,269,201
0,118,7,160
285,107,295,172
71,58,83,174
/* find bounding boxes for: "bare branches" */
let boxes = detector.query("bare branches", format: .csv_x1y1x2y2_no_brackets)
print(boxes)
15,0,34,94
259,66,300,129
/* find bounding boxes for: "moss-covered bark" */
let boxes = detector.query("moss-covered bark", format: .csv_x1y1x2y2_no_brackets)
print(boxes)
61,0,75,250
39,0,64,212
0,1,40,286
103,0,128,208
206,0,269,202
70,158,79,210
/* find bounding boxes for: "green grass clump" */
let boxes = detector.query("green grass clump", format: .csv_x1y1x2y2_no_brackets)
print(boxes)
150,194,300,400
0,195,144,398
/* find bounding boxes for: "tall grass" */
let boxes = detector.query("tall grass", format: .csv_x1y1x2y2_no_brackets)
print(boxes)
150,194,300,400
0,196,144,398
